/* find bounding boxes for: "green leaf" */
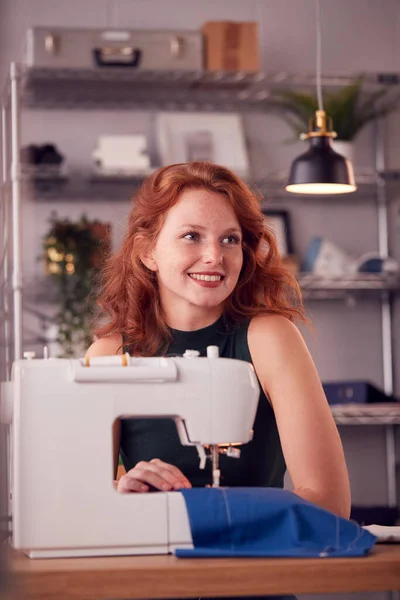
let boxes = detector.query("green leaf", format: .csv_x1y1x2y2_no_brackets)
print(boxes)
267,75,400,141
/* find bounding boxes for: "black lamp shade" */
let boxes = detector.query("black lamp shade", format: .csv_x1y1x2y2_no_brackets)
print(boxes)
286,136,356,194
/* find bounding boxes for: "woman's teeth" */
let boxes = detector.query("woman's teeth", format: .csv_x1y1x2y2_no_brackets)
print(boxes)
189,274,222,282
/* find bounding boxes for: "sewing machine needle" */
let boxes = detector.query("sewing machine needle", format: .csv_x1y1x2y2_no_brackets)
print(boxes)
211,445,220,487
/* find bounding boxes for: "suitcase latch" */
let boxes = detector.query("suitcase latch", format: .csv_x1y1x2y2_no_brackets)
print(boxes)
170,36,186,59
93,47,142,68
101,46,135,58
45,34,59,55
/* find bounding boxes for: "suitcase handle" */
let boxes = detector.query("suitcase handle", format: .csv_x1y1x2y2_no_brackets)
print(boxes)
93,47,142,68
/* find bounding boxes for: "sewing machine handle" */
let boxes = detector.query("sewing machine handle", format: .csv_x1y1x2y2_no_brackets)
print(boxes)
73,356,177,383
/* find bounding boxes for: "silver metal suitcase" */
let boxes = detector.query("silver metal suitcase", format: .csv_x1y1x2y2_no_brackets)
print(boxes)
24,27,203,71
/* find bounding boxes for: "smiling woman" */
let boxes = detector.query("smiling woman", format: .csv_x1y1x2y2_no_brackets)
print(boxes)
87,161,351,525
91,161,304,355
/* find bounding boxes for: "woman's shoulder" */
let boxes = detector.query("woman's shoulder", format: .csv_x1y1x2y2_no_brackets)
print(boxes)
248,314,303,353
86,333,123,357
247,314,310,394
249,313,298,332
225,314,297,362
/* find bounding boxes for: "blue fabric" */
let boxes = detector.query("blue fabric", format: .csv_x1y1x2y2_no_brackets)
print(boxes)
175,487,376,558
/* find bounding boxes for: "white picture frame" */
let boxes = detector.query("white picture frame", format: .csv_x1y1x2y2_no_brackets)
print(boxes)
156,112,250,178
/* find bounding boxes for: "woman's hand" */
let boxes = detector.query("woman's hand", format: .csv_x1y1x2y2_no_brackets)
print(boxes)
116,458,192,493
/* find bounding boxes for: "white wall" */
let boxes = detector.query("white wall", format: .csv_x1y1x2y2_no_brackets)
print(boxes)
0,4,400,597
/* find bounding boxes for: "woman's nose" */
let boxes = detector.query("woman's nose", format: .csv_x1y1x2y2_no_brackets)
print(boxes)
202,242,223,264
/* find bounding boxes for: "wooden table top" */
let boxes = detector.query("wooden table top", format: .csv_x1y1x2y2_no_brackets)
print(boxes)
5,544,400,599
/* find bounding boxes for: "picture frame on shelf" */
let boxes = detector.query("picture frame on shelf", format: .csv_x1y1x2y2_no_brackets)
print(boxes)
262,209,294,258
156,112,250,178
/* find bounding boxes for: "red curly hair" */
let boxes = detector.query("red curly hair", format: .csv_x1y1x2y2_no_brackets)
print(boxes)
94,161,306,355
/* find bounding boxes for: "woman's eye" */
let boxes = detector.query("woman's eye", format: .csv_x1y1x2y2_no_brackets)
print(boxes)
222,234,241,245
182,231,200,241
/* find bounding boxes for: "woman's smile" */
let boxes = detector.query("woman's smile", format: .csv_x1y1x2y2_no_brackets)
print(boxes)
187,271,225,287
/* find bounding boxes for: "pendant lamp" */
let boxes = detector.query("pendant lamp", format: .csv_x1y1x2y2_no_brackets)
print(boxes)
286,0,357,195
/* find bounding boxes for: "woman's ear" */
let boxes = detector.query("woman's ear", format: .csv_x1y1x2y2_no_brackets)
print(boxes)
139,249,158,272
134,234,158,272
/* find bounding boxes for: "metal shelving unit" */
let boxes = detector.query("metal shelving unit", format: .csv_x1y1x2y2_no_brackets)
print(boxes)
20,67,270,111
298,273,400,301
21,168,150,201
331,404,400,426
22,168,388,202
1,62,399,510
16,65,400,111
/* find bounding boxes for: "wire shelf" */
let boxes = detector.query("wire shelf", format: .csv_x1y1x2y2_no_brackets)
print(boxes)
20,167,152,200
16,65,400,111
20,67,269,110
298,273,400,300
331,403,400,425
20,167,400,203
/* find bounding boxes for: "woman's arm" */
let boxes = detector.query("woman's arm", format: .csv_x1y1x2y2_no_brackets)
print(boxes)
248,315,351,518
86,334,123,478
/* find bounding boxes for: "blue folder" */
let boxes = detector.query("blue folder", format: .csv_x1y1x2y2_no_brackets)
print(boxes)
175,487,376,558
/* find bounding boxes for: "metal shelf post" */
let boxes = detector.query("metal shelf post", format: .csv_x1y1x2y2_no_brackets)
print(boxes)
374,119,397,508
10,63,23,361
1,97,11,378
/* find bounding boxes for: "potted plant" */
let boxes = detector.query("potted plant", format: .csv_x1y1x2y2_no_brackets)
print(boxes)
269,76,400,162
42,213,111,357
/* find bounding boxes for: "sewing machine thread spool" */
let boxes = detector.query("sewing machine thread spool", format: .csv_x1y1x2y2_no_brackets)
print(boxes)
82,353,130,367
207,345,219,358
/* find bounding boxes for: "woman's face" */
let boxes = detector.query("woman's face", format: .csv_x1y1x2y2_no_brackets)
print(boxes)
142,188,243,324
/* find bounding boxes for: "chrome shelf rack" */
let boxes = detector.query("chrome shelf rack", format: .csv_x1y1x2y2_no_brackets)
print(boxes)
298,273,400,301
15,65,400,111
20,166,400,203
331,404,400,426
1,62,399,512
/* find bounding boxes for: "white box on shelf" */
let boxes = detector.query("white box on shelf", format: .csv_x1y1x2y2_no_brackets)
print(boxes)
92,135,151,175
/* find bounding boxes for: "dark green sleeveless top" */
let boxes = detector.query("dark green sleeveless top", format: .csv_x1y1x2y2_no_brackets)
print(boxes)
121,315,286,489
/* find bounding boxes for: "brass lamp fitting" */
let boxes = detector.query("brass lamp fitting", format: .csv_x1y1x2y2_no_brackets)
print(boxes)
300,109,338,140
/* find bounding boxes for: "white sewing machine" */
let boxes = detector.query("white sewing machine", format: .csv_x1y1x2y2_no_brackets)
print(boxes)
1,346,259,558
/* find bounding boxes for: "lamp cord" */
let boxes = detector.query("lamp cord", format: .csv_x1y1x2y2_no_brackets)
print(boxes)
316,0,324,111
106,0,118,28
